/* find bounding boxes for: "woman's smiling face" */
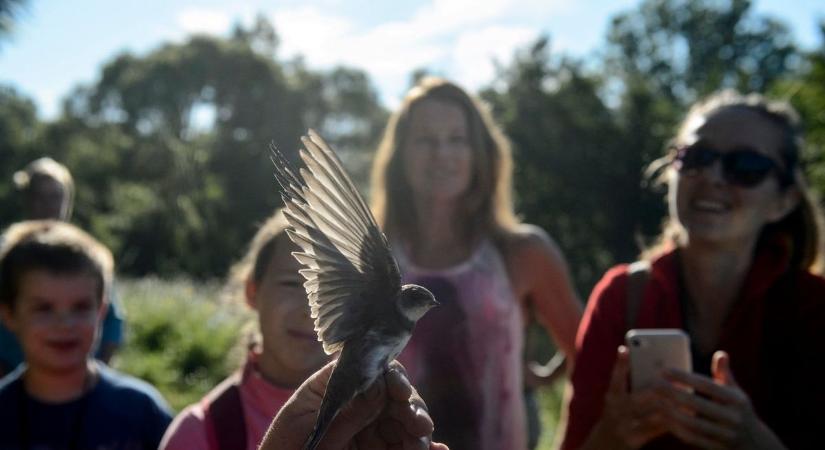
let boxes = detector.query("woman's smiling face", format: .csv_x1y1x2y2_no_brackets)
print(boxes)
669,106,798,248
402,98,473,204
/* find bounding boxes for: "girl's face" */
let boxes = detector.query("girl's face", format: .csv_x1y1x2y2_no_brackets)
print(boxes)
669,107,798,249
402,98,473,204
246,239,326,386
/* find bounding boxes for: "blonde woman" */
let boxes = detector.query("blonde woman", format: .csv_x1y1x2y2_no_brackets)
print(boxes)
371,77,583,450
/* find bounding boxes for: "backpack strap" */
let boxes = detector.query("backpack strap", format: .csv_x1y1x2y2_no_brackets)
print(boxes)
204,372,247,450
625,260,651,330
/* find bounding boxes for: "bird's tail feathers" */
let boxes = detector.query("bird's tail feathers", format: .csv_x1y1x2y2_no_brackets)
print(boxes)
303,365,356,450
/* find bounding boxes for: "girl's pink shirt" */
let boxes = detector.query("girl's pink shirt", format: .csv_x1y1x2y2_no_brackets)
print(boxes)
159,351,295,450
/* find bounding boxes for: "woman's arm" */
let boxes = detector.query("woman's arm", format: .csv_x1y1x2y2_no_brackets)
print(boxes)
559,265,671,449
506,224,583,359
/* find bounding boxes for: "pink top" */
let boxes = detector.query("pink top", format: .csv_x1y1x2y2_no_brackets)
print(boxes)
396,239,526,450
159,351,295,450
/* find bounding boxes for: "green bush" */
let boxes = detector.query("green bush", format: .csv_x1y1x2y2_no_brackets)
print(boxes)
112,277,251,411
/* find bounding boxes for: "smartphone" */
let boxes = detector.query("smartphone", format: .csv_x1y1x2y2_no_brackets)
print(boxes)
625,328,692,391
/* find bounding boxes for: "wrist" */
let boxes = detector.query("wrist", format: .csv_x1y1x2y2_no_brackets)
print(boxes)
582,418,634,450
746,418,787,450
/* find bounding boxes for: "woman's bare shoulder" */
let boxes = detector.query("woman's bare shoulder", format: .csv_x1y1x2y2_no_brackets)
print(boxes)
500,223,566,266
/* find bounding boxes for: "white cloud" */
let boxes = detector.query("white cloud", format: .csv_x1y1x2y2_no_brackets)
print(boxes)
270,7,355,64
177,8,232,35
449,25,538,91
174,0,578,105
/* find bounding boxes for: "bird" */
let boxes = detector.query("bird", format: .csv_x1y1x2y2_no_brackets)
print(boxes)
270,130,439,450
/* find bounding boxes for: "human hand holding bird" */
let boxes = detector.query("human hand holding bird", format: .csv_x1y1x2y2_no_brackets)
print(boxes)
270,130,440,450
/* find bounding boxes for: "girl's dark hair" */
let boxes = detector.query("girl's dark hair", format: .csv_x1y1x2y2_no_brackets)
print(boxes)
224,210,290,304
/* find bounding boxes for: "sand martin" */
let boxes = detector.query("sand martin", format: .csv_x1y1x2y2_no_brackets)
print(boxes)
271,130,439,450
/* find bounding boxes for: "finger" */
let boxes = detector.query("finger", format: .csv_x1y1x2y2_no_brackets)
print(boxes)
401,436,429,450
260,360,346,450
386,366,414,403
305,360,338,399
388,360,410,379
661,406,733,449
430,443,450,450
664,370,741,404
354,422,388,450
631,415,669,444
320,376,388,448
660,383,739,425
711,351,738,387
384,368,435,438
608,346,630,394
377,417,405,444
386,400,434,438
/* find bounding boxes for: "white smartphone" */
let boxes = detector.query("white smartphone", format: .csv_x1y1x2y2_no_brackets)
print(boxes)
625,328,692,391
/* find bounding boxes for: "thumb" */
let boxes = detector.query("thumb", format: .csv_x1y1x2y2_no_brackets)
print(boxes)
711,351,738,387
608,345,630,394
319,377,388,449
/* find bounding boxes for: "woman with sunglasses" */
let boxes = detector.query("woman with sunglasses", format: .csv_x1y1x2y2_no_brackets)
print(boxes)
559,90,825,450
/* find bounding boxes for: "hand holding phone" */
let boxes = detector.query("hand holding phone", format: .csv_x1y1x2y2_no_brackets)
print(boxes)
625,328,692,391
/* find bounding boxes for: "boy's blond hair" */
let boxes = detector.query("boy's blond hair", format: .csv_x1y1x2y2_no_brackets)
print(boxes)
0,220,113,308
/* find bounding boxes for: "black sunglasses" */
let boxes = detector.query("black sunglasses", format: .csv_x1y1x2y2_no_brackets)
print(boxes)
673,144,789,188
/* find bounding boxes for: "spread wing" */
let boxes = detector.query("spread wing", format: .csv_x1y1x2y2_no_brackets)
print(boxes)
271,130,402,354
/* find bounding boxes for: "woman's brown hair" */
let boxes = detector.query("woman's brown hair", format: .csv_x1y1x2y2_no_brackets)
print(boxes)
370,77,519,244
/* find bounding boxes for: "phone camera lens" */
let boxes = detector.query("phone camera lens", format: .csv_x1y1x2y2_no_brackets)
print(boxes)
631,338,640,347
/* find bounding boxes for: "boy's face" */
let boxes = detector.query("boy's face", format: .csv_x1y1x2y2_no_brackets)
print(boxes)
247,240,327,384
0,270,104,374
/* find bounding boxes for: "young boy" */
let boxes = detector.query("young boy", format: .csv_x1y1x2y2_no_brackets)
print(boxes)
0,220,173,449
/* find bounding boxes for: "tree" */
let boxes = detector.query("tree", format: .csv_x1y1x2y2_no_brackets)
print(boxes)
772,22,825,199
0,0,26,42
0,85,39,225
27,17,386,278
482,37,626,293
606,0,799,105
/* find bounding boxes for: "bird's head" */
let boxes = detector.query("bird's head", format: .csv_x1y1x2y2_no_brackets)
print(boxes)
398,284,439,322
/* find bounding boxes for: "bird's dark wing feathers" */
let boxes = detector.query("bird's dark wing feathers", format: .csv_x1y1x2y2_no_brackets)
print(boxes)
271,130,401,354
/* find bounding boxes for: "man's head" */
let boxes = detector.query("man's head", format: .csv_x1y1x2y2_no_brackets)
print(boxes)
14,157,74,221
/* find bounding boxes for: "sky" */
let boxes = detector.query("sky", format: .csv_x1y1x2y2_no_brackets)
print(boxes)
1,0,823,120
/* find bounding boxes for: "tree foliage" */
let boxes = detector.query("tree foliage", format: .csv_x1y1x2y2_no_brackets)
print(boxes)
606,0,798,104
0,18,386,278
2,5,823,296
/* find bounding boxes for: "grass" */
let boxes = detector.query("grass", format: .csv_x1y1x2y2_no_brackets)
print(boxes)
112,277,565,448
112,277,252,411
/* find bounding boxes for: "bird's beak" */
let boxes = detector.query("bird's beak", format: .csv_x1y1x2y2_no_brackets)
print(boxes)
430,298,440,308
